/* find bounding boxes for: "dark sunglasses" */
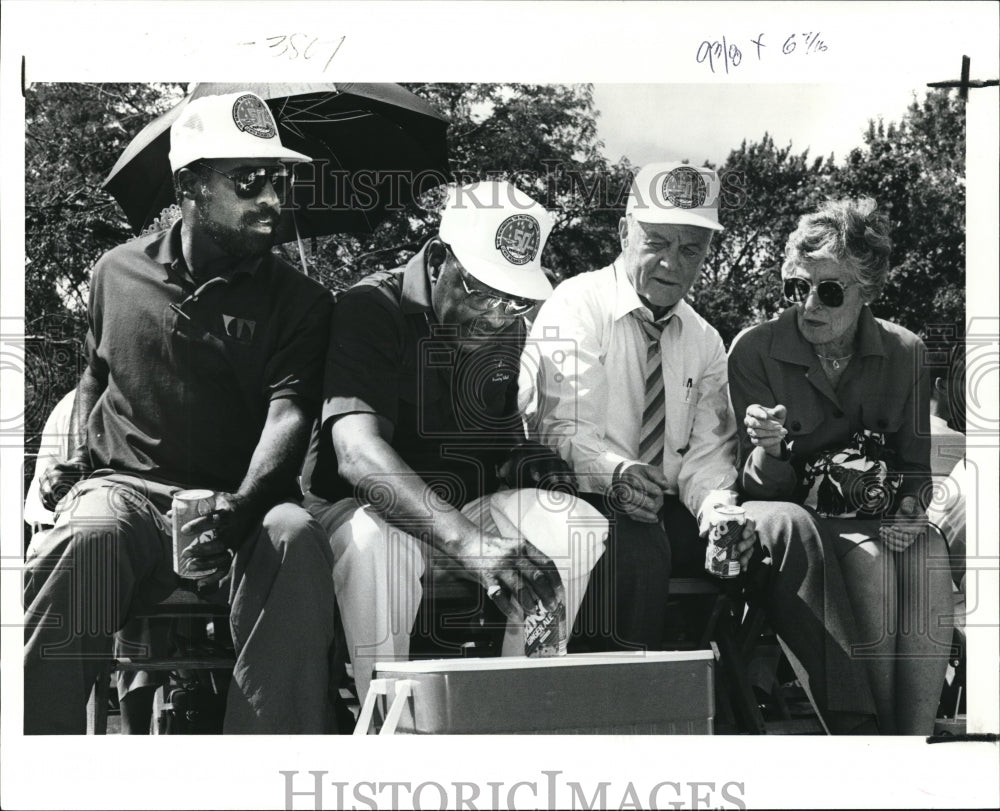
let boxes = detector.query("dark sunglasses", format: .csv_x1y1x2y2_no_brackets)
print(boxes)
782,276,855,308
197,163,293,200
454,258,536,316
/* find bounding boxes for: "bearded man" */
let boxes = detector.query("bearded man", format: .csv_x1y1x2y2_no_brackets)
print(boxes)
24,91,338,734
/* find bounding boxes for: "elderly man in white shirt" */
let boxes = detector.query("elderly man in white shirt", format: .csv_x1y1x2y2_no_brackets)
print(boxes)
520,162,756,651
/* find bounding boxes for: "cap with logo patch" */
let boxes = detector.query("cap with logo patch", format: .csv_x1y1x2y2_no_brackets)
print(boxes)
439,181,555,301
626,162,724,231
169,91,311,172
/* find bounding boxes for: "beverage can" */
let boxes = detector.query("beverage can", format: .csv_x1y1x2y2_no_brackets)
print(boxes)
523,597,568,658
705,504,746,579
171,489,216,576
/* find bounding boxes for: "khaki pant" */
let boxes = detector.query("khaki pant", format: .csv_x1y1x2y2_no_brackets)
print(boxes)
305,488,607,704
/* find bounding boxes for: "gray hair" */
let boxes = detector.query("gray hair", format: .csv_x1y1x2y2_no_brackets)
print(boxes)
782,198,892,301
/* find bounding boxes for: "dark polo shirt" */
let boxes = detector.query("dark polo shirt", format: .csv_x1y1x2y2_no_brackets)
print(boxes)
85,220,333,493
303,241,525,507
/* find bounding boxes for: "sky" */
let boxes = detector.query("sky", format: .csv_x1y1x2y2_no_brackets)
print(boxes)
592,82,928,167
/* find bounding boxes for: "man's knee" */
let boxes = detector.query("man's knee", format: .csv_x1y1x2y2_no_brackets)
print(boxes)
63,480,150,533
260,502,335,568
498,489,608,574
334,507,426,585
303,501,426,589
27,481,162,582
606,512,672,582
23,487,152,642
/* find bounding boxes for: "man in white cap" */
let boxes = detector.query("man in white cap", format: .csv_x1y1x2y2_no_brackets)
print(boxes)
25,91,338,733
520,162,757,651
302,181,606,706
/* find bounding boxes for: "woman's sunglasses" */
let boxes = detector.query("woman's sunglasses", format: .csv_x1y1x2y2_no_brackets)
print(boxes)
782,277,854,308
197,163,293,201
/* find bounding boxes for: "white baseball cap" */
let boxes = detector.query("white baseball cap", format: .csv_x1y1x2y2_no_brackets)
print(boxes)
438,181,555,301
169,91,311,172
626,162,724,231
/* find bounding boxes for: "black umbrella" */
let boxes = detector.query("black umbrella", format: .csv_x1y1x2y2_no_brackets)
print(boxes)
104,82,451,242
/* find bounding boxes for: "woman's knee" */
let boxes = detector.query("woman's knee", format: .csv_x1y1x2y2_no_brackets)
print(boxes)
742,500,823,561
923,523,952,562
897,526,954,601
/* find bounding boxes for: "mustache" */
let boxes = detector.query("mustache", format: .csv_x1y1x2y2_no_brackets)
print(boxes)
464,319,516,339
243,208,280,227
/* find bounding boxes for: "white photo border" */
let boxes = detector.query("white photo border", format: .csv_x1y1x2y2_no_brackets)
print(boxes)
2,2,997,809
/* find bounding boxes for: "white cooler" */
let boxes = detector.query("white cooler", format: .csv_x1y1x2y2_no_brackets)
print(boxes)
357,650,715,735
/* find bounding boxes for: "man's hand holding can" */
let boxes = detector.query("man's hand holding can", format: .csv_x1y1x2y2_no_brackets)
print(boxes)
698,492,757,578
171,489,241,590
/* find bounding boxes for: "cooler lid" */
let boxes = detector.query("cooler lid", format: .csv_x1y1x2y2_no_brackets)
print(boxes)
376,650,714,674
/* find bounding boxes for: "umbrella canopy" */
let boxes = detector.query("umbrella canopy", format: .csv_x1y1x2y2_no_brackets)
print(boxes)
104,82,451,242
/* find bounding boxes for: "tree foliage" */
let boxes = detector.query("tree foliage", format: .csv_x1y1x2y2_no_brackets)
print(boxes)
691,136,836,345
294,83,626,292
25,83,184,322
688,90,965,348
23,83,966,486
23,83,184,478
829,91,966,342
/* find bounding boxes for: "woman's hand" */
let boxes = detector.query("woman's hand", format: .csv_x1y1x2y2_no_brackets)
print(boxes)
744,404,788,458
880,495,927,552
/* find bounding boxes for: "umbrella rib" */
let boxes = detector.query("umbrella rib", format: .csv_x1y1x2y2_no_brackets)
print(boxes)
280,97,335,116
278,111,380,142
282,111,376,125
272,97,290,119
280,120,308,141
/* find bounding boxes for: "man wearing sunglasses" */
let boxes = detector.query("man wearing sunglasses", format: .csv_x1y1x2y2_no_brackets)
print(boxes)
25,92,338,733
520,161,758,653
302,181,607,706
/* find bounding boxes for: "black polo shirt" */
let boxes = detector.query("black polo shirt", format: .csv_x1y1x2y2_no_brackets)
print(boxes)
304,241,525,507
85,220,333,493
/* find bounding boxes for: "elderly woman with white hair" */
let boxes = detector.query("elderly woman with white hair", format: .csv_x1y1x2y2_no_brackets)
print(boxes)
728,198,954,734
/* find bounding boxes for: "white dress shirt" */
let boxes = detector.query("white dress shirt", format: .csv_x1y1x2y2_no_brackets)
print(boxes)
519,261,738,521
24,389,78,529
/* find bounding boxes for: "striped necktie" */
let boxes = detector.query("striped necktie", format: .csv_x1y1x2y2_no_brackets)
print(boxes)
635,312,667,467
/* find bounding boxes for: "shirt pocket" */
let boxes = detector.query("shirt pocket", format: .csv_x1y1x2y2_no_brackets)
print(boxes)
664,385,701,454
168,309,234,384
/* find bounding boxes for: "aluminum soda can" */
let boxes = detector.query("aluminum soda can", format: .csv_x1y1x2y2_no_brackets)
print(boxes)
171,489,216,576
523,597,568,658
705,504,746,579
